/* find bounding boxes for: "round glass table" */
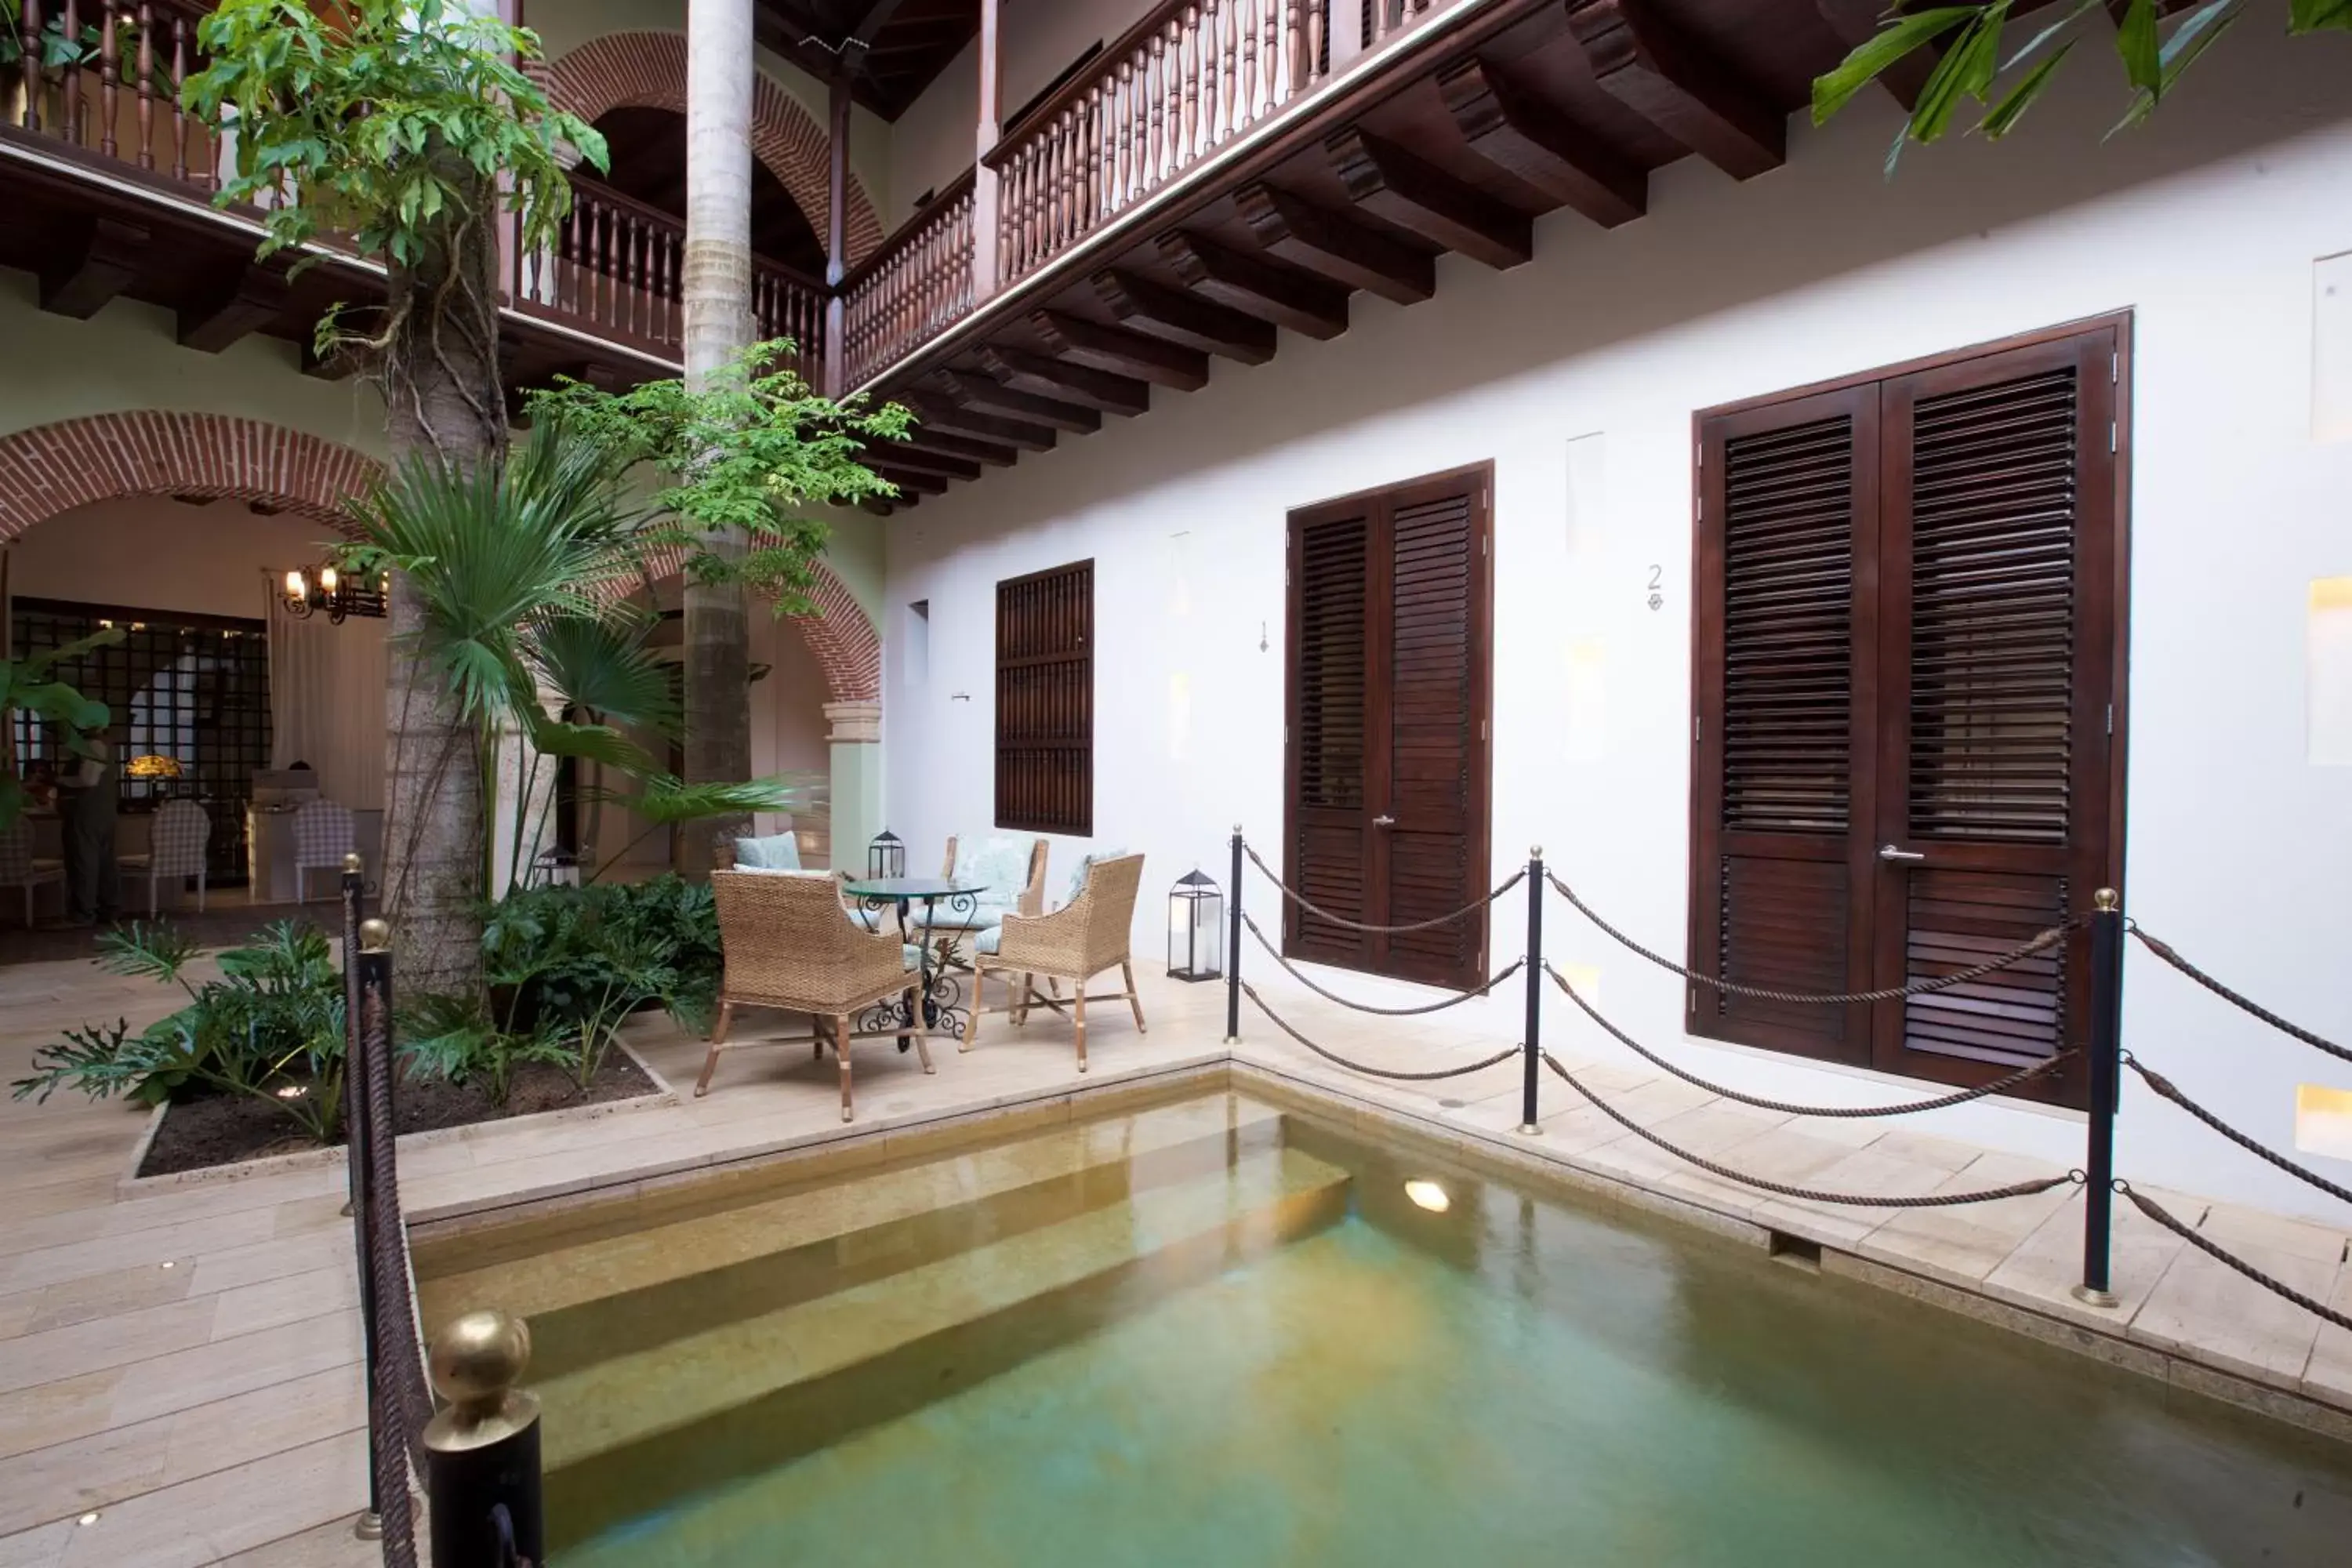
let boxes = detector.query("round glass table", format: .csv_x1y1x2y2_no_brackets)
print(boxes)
840,877,989,1043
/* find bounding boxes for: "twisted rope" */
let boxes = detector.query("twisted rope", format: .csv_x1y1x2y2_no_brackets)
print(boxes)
2118,1184,2352,1334
2124,1054,2352,1210
1243,912,1522,1015
1240,982,1520,1082
1540,1051,2080,1208
1545,870,2079,1005
1546,963,2074,1117
358,973,422,1568
2129,923,2352,1067
1245,842,1522,934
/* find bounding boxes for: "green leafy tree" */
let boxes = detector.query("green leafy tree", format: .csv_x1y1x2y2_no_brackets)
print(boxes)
0,628,122,830
1814,1,2352,167
180,0,607,992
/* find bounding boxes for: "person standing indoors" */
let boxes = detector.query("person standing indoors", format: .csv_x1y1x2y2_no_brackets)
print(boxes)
55,728,119,928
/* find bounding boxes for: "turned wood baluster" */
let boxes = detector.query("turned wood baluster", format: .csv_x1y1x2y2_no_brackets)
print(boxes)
1372,0,1390,45
1160,20,1180,177
60,0,82,144
1008,149,1027,280
1241,1,1261,127
1179,8,1200,167
1138,36,1159,193
1053,109,1073,252
98,0,119,158
1283,0,1301,96
16,0,37,132
1079,85,1101,233
594,200,614,332
133,3,154,168
1119,59,1138,209
1220,2,1237,143
169,14,191,181
1307,0,1323,85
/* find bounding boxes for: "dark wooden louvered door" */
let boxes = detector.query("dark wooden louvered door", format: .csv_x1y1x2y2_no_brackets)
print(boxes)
1693,387,1882,1065
1286,465,1493,990
1692,321,2125,1108
1870,332,2119,1101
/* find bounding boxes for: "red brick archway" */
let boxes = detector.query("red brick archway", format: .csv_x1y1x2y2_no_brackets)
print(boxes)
0,411,881,706
548,31,885,267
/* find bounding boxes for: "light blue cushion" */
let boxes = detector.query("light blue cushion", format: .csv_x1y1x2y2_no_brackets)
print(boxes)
733,833,801,871
1063,846,1127,906
975,927,1002,956
920,898,1013,932
902,944,924,971
953,833,1033,900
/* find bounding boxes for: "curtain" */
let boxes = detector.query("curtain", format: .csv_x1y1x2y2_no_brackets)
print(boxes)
265,577,388,811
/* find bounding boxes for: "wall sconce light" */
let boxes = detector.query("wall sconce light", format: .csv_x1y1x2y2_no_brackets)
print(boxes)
281,564,388,623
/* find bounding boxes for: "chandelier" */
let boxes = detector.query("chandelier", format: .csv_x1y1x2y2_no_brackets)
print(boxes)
281,564,387,624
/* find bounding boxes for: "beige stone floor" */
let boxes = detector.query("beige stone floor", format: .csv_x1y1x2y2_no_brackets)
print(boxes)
1,949,2347,1565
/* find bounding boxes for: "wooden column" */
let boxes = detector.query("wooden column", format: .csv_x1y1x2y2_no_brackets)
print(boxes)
824,70,851,396
972,0,1004,301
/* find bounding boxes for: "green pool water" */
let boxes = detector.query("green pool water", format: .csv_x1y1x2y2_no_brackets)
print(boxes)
518,1101,2352,1567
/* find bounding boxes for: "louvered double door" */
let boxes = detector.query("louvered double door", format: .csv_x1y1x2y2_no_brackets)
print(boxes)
1692,327,2124,1106
1285,466,1494,992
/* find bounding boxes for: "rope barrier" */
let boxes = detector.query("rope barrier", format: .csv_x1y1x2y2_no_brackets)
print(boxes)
1242,912,1523,1015
1245,842,1523,934
1540,1051,2082,1208
2128,923,2352,1068
1240,982,1521,1082
2117,1183,2352,1334
1544,869,2079,1005
1544,963,2074,1117
357,975,423,1568
2123,1054,2352,1210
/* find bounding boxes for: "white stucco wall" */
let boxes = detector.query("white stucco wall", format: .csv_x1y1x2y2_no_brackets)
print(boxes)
879,31,2352,1221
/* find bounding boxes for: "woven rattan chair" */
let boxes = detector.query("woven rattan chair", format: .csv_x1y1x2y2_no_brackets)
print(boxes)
699,869,932,1118
119,799,210,915
967,853,1147,1073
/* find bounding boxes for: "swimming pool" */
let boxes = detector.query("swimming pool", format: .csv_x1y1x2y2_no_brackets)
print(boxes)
413,1092,2352,1566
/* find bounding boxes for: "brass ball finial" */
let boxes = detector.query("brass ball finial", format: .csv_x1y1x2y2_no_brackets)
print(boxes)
342,851,364,875
2093,887,2120,913
358,917,391,952
429,1309,532,1411
1530,844,1544,859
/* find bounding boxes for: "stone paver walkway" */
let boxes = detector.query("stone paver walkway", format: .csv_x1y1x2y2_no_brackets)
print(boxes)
0,946,2345,1565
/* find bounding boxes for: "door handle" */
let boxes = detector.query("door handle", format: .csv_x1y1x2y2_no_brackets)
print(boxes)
1878,844,1926,864
1373,815,1397,828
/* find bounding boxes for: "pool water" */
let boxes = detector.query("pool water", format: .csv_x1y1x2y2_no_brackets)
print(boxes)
414,1094,2352,1566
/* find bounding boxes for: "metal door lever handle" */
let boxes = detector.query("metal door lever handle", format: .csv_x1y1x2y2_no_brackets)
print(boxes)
1373,815,1397,828
1878,844,1926,864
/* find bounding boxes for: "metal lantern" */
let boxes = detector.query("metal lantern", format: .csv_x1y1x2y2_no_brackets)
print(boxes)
867,829,906,880
1168,869,1223,982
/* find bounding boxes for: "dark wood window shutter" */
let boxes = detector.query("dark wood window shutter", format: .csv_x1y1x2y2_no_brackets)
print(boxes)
995,559,1093,835
1286,466,1493,991
1691,322,2125,1108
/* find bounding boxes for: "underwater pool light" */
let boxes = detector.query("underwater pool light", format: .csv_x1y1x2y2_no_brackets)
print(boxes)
1404,1179,1450,1214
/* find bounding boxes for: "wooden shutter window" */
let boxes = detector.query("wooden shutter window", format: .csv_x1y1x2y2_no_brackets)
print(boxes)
995,560,1093,836
1291,512,1371,964
1384,488,1482,982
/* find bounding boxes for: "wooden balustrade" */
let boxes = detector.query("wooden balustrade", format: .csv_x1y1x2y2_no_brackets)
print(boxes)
12,0,215,189
515,176,826,376
839,172,975,390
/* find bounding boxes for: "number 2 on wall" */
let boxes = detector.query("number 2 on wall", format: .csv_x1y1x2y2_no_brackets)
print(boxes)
1647,565,1664,612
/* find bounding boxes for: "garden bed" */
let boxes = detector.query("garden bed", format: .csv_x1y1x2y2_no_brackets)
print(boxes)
136,1051,660,1178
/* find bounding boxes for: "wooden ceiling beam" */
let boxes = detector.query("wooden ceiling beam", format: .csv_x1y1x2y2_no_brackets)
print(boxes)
978,345,1152,416
1438,57,1646,228
931,371,1103,433
1568,0,1784,181
871,463,948,495
1327,125,1533,270
1091,270,1277,365
1032,310,1210,391
176,263,289,353
1159,231,1349,340
867,442,983,481
901,394,1058,452
1811,0,1934,111
38,217,147,320
1234,182,1435,305
896,426,1018,466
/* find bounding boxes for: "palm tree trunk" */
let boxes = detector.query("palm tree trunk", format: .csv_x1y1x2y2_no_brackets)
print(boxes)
379,168,504,996
677,0,757,877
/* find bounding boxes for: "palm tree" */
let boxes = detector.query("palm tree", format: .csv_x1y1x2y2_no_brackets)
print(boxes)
680,0,760,877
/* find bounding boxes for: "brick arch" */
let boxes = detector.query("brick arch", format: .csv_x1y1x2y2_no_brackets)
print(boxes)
548,31,885,267
0,412,381,544
633,539,883,706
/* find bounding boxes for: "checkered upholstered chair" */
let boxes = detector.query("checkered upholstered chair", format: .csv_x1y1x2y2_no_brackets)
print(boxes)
118,799,210,914
0,822,64,926
699,869,934,1119
292,800,354,904
967,852,1148,1073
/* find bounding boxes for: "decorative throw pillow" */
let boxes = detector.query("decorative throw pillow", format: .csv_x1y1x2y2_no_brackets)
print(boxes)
732,833,802,871
1064,847,1127,906
953,833,1033,898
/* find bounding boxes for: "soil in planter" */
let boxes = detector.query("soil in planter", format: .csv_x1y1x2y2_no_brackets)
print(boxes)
137,1051,659,1178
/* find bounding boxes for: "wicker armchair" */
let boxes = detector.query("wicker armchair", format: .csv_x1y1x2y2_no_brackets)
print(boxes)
699,870,932,1118
967,853,1147,1073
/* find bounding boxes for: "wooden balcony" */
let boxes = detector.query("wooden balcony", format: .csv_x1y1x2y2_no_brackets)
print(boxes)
0,0,823,399
833,0,1876,510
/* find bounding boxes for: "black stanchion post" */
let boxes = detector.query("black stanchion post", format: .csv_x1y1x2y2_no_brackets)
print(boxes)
425,1310,544,1568
2074,887,2124,1308
349,914,391,1541
1519,847,1544,1135
1225,824,1243,1045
